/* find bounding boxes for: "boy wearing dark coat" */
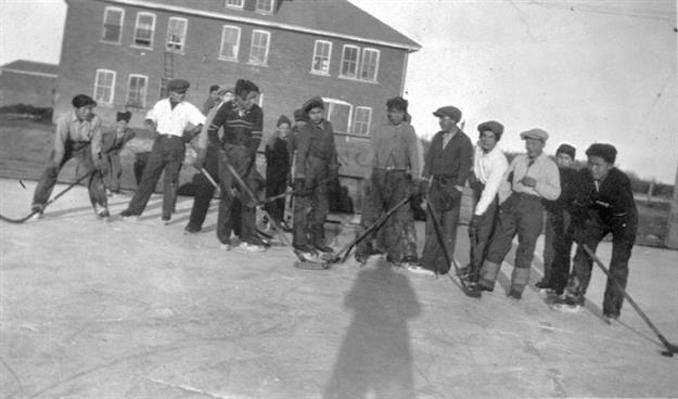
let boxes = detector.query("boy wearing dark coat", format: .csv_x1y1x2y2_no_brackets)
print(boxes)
102,111,136,195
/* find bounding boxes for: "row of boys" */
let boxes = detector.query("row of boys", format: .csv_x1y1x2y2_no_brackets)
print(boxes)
29,77,637,318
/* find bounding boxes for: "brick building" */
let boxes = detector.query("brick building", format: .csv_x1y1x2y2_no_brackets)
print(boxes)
55,0,420,203
0,60,59,108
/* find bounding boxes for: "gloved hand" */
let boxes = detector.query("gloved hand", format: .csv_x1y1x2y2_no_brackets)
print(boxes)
194,156,206,170
469,214,481,231
418,179,430,196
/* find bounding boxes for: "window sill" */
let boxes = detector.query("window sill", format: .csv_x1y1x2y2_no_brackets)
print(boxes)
334,131,371,140
218,56,239,63
247,61,268,67
309,70,331,77
338,75,379,85
100,39,122,45
130,44,153,51
165,48,185,55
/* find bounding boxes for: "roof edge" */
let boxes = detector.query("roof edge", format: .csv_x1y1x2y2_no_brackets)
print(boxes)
96,0,421,51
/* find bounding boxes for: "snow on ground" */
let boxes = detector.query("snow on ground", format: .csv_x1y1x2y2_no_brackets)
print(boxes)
1,178,677,398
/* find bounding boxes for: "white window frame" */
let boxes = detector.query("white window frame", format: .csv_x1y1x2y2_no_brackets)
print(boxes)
166,17,188,53
311,40,332,75
339,44,360,79
225,0,244,9
352,106,372,136
101,7,124,44
132,12,156,49
255,0,275,14
219,25,241,61
359,48,380,82
322,97,353,134
126,74,148,108
248,30,270,66
93,69,116,105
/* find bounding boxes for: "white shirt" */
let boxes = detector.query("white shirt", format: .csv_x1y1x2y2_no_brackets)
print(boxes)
146,98,206,137
473,144,509,216
498,152,561,203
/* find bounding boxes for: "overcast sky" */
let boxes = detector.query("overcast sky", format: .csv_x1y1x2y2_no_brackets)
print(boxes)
0,0,676,183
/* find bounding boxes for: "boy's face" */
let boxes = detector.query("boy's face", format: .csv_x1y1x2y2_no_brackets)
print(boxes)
278,123,291,138
479,130,498,153
116,119,129,130
169,90,186,103
438,116,456,132
387,108,405,125
221,92,234,103
587,155,613,181
556,152,574,169
524,138,544,158
75,105,95,121
308,107,324,124
210,90,220,101
236,91,259,110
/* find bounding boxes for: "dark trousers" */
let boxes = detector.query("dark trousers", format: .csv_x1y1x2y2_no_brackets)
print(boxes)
566,213,637,316
468,183,499,281
126,135,184,219
104,151,122,192
421,176,463,274
217,144,261,245
293,162,330,248
265,174,287,224
186,145,220,230
356,169,417,263
479,193,544,293
33,142,107,210
542,209,573,292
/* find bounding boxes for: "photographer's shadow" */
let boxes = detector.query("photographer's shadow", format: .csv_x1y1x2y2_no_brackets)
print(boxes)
324,259,421,399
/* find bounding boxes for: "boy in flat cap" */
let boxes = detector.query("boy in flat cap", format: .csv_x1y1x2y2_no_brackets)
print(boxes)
472,129,560,299
205,79,266,251
31,94,108,217
184,86,235,233
120,78,205,221
554,144,637,320
354,96,421,267
102,111,136,196
416,106,473,275
264,114,292,230
536,143,578,295
292,97,339,256
458,120,509,283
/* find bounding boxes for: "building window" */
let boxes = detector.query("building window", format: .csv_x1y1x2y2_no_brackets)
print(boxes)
219,25,241,61
225,0,244,9
311,40,332,75
360,48,380,82
352,107,372,135
256,0,274,14
166,17,187,52
248,30,270,65
93,69,116,104
101,7,124,44
340,45,359,78
126,74,148,108
133,12,155,48
323,98,353,134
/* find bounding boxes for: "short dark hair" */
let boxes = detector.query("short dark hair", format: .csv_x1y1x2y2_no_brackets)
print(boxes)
235,79,259,98
209,84,220,93
71,94,96,108
386,96,408,113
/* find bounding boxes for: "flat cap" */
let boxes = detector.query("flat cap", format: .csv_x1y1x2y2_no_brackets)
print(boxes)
303,96,325,113
585,143,617,164
433,106,462,122
477,120,504,140
293,109,306,122
277,114,291,127
520,128,548,142
556,143,576,159
71,94,97,108
167,78,190,93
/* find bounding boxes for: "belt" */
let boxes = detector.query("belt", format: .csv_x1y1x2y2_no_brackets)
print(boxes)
377,166,407,171
512,191,541,201
157,134,182,139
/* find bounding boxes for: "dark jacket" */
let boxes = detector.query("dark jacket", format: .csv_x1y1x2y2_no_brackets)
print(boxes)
423,129,473,188
294,119,339,180
572,167,637,224
102,127,136,154
544,167,578,214
265,137,290,181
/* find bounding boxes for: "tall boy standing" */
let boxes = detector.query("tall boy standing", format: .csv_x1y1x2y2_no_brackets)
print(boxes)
354,96,420,266
120,78,205,221
292,97,339,255
418,106,473,274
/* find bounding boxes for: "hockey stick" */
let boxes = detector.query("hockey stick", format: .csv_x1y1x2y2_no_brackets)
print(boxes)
0,170,95,224
425,194,481,298
262,175,335,204
326,195,412,265
221,161,329,270
582,244,677,357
